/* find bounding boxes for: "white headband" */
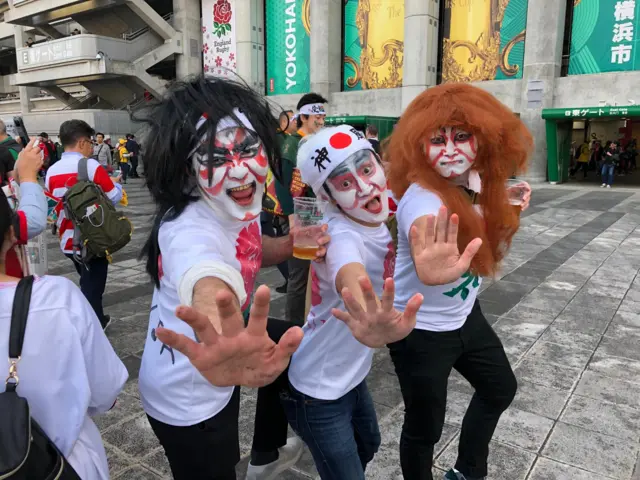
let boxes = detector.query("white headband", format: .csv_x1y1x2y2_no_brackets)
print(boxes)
190,108,255,157
299,103,326,116
297,125,374,196
195,108,254,132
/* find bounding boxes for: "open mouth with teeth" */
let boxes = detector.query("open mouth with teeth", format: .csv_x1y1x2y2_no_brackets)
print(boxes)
363,195,383,214
226,181,257,206
440,159,465,166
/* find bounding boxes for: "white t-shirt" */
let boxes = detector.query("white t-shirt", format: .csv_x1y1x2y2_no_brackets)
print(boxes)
139,200,263,426
394,183,482,332
288,206,396,400
0,276,128,480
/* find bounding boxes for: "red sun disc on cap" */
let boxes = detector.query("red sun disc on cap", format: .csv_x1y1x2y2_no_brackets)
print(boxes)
329,132,352,149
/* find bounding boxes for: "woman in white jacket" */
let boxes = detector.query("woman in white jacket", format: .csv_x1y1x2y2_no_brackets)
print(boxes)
0,187,128,479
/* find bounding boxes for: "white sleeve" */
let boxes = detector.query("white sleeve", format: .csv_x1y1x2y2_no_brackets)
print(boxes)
325,230,365,293
159,218,246,306
396,185,443,242
72,289,128,416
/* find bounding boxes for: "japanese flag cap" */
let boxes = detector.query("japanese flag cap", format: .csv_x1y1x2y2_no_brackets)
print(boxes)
297,125,374,196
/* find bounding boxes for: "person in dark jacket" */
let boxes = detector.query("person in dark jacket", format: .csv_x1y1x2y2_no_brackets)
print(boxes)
601,142,619,188
125,134,140,178
366,124,380,155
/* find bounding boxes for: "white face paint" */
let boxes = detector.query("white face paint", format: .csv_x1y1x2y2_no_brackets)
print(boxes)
192,126,269,221
325,149,388,224
427,126,478,178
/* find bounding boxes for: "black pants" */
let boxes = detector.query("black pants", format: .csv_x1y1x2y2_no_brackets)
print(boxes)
388,301,517,480
252,317,290,454
147,317,291,479
286,257,309,326
130,155,139,177
571,161,588,178
148,388,241,480
119,162,129,182
67,255,109,327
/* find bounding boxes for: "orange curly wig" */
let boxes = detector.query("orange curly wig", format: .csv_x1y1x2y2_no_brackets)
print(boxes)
386,83,533,277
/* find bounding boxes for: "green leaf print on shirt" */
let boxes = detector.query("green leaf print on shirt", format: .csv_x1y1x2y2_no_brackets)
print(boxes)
443,272,480,301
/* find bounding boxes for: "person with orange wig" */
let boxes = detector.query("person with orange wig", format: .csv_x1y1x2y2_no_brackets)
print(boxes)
383,83,533,480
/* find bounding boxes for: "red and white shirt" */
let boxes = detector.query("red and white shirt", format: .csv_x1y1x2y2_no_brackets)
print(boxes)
45,152,122,254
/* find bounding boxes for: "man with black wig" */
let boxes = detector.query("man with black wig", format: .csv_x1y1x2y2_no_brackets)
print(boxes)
135,76,329,480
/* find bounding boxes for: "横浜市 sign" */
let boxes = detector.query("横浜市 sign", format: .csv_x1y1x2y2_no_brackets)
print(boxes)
542,105,640,119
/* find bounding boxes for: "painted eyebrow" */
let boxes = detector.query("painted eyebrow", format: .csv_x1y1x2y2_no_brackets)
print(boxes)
328,164,351,178
354,153,372,168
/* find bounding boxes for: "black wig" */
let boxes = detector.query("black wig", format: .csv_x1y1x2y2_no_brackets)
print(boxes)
132,75,282,286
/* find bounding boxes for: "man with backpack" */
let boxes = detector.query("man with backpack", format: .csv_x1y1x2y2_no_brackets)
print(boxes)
45,120,124,330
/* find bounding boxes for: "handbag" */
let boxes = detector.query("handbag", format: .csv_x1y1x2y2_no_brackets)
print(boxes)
0,276,81,479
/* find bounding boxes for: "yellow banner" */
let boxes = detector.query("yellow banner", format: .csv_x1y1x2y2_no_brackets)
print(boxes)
442,0,527,83
343,0,404,90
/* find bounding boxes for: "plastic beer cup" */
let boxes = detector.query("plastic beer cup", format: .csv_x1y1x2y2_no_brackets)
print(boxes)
292,197,326,260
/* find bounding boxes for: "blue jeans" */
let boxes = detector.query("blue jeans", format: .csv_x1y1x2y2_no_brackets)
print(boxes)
602,164,615,185
280,381,381,480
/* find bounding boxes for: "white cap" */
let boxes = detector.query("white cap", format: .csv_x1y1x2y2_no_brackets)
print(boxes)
297,125,374,196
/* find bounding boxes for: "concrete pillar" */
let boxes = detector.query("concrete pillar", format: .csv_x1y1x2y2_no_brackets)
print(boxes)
401,0,439,110
309,0,341,98
235,0,265,92
518,0,567,182
13,26,38,114
173,0,202,79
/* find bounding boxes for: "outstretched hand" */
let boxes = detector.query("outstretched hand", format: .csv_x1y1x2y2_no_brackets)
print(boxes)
156,285,303,388
332,276,422,348
410,206,482,286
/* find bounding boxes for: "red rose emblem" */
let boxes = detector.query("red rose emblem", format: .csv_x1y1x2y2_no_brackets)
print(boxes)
215,56,223,67
214,0,232,23
229,52,235,61
213,0,232,37
236,222,263,311
383,241,396,280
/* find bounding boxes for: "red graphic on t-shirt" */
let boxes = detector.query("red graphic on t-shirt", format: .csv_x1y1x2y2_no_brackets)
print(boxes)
383,241,396,280
158,255,164,280
311,266,322,307
236,222,263,311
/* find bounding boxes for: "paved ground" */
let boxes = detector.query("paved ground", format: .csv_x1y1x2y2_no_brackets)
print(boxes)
46,179,640,479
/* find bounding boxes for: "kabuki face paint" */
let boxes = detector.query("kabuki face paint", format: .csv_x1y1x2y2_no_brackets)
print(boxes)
325,149,388,224
192,122,268,221
427,126,478,178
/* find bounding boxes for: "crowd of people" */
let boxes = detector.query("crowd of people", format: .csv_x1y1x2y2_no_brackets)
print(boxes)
0,76,535,480
571,137,638,188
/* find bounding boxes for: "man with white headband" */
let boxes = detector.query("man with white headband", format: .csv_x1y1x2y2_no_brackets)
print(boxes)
279,93,328,326
135,77,329,480
279,125,422,479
